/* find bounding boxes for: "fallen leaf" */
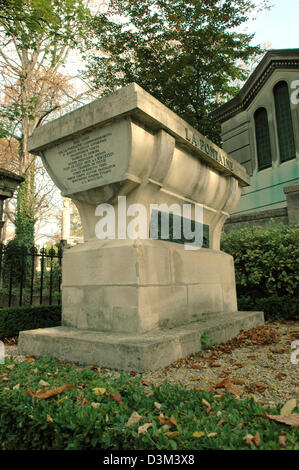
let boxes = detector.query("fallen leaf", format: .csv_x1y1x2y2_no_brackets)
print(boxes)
254,432,261,447
141,379,150,387
106,393,124,406
46,414,53,423
245,383,267,393
280,399,297,417
217,418,225,426
161,424,171,431
213,378,231,389
169,417,178,427
189,364,203,370
233,363,244,369
26,384,75,400
276,373,287,381
138,423,152,435
154,402,162,410
279,435,287,447
158,416,177,428
232,378,245,385
126,412,143,427
247,356,256,360
6,364,15,370
207,432,217,438
192,431,205,438
218,371,230,378
225,382,243,397
130,371,136,377
13,384,20,390
26,355,35,364
92,387,106,395
202,398,211,409
91,402,100,409
165,431,181,439
257,413,299,428
33,368,38,374
38,380,50,387
244,432,260,447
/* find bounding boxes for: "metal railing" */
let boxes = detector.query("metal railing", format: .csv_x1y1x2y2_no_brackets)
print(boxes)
0,244,63,308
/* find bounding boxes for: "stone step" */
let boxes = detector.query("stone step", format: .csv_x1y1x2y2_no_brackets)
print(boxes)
18,311,264,372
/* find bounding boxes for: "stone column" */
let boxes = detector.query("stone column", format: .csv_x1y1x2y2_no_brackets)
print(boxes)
0,169,24,239
61,198,71,243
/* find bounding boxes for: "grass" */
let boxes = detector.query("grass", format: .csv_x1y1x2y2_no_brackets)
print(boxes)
0,355,298,450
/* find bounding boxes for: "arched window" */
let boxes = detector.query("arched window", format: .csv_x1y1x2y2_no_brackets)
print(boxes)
254,107,272,171
274,81,296,163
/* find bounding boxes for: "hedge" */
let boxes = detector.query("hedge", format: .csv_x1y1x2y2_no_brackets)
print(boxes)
221,223,299,320
238,295,299,322
0,305,61,339
221,223,299,298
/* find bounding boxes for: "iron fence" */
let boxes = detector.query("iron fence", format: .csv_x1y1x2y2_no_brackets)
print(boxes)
0,244,63,308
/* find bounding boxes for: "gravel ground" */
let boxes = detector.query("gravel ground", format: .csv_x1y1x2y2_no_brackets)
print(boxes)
3,321,299,408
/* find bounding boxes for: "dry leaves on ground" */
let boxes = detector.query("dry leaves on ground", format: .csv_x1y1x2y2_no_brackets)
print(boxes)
26,384,75,400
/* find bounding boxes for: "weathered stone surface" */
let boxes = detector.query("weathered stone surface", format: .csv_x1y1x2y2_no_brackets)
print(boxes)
19,311,264,372
18,84,263,371
60,239,238,334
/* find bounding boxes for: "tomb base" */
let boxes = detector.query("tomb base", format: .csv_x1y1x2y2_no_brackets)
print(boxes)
18,311,264,372
18,239,264,370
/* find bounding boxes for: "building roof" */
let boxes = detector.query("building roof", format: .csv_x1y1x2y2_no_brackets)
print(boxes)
212,49,299,123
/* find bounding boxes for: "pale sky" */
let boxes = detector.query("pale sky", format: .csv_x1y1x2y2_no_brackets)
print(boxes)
245,0,299,49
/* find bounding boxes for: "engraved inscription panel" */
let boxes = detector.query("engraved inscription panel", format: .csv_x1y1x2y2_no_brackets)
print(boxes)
42,120,131,194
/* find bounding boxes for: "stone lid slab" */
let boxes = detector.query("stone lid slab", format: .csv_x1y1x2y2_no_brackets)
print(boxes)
28,83,250,187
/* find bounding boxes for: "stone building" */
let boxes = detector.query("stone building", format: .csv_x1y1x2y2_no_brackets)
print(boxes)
212,49,299,231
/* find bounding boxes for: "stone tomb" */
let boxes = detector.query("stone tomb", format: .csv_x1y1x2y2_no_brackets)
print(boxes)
18,84,264,371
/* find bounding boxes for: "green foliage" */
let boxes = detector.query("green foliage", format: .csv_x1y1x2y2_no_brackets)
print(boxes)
221,224,299,298
201,332,217,350
0,356,298,450
0,305,61,338
238,295,299,322
14,164,35,248
221,224,299,320
1,241,62,309
1,241,62,295
0,0,91,52
86,0,266,144
1,239,32,287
